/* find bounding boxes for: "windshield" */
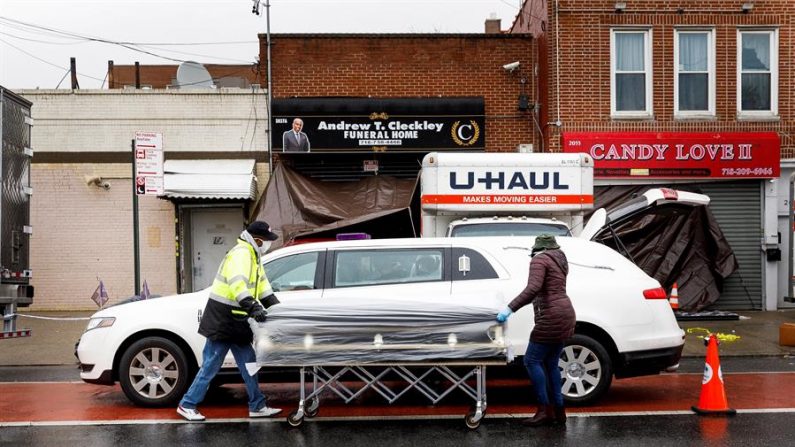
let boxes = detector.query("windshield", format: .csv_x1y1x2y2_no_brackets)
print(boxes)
449,222,571,237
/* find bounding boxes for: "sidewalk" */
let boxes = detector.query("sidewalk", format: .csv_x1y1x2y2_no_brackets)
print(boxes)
1,310,795,367
678,310,795,358
0,311,92,366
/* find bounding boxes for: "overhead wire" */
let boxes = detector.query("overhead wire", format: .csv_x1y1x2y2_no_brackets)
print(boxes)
0,37,106,82
0,16,255,46
132,43,255,64
0,19,86,41
0,29,86,45
0,16,257,64
54,69,71,89
0,16,180,63
0,15,261,87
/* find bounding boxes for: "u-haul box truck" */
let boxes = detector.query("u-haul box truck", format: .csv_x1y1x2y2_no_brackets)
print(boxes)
420,152,594,237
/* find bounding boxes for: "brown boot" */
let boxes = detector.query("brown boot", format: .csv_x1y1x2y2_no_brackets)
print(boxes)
522,405,555,426
552,406,566,425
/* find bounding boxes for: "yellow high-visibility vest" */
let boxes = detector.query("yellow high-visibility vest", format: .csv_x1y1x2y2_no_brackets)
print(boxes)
208,239,271,317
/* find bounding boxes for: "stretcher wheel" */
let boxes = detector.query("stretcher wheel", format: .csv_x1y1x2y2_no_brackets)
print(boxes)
464,411,481,429
305,398,320,418
287,410,304,427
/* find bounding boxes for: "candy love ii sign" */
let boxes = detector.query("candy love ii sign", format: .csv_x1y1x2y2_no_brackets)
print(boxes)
562,132,780,179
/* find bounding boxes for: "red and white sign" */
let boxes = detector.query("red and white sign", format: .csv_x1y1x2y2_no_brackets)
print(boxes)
134,131,164,195
562,132,780,179
134,149,163,176
134,131,163,150
420,153,594,213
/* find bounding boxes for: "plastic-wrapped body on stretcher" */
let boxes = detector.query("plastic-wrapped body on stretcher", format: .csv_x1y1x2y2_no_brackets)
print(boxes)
248,298,512,429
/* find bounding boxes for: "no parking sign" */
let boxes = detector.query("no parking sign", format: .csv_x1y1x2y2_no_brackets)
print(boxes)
134,132,164,195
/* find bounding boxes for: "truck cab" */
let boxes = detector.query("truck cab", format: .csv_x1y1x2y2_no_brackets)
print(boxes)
446,215,571,237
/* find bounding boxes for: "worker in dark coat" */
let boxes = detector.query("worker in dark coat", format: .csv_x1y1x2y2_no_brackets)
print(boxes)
497,234,576,426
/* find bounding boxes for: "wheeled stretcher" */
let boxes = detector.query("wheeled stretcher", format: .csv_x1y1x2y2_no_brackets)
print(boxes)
284,361,502,429
251,298,511,429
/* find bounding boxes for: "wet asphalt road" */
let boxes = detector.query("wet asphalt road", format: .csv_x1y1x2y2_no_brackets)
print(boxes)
2,357,794,446
2,412,794,447
2,356,795,383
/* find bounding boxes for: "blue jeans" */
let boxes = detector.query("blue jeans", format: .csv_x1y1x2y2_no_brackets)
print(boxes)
179,338,267,412
524,341,565,407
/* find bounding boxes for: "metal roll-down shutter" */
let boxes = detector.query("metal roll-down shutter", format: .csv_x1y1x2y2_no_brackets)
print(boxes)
696,180,764,310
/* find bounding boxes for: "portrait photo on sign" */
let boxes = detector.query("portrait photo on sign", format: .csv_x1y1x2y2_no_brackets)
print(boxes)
282,117,311,152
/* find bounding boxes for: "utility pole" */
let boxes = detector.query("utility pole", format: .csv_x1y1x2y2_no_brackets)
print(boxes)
131,139,141,296
252,0,274,174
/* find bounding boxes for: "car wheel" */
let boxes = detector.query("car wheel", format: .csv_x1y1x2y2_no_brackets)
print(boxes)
559,334,613,405
119,336,191,407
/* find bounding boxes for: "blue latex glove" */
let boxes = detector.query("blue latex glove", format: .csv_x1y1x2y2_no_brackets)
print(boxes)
496,307,513,323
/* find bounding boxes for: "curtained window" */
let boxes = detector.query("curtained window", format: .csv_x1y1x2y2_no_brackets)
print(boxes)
738,30,778,116
612,29,652,117
675,30,713,115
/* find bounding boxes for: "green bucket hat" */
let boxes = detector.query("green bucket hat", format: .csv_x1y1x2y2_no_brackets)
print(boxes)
533,234,560,251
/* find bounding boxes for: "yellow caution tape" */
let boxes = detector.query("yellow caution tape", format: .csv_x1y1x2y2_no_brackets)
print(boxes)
715,333,741,343
686,327,741,343
686,327,711,337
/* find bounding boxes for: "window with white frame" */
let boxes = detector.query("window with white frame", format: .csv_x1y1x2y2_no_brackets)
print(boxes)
611,29,652,117
737,29,778,116
675,29,715,116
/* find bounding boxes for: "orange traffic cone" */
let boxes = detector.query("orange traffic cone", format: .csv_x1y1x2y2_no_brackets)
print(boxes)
669,282,680,310
692,334,736,416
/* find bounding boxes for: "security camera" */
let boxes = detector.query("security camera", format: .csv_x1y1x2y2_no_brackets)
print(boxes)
503,61,521,72
84,175,110,190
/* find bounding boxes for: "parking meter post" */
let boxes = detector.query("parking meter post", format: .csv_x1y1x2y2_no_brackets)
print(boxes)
131,139,141,296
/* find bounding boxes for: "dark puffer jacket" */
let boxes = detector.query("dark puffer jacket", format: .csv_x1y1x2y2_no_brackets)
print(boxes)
508,249,576,343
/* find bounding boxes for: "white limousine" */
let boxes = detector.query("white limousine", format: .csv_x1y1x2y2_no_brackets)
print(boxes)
77,233,685,408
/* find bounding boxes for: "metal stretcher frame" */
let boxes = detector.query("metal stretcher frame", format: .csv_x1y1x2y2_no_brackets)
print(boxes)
284,360,505,429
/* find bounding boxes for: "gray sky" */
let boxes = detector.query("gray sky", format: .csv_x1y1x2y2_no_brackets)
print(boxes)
0,0,521,89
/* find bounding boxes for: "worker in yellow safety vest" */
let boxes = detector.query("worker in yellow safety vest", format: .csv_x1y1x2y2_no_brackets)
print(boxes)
177,221,282,421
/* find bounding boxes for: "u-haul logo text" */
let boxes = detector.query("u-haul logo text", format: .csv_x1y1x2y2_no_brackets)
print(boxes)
449,171,570,190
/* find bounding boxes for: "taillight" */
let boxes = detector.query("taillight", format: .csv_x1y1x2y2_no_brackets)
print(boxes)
660,188,679,200
643,287,668,299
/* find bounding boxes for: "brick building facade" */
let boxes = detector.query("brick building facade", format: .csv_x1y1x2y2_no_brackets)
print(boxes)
108,63,261,89
260,34,537,154
511,0,795,310
511,0,794,155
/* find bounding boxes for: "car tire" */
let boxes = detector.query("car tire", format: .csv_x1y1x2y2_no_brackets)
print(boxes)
559,334,613,405
119,336,191,407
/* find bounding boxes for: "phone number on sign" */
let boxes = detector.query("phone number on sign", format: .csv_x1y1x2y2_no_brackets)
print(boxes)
721,167,774,176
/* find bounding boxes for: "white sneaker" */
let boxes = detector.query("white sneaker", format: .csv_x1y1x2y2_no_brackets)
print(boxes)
249,406,282,418
177,406,206,421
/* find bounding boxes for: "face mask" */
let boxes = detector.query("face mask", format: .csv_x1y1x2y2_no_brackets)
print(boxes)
258,241,272,256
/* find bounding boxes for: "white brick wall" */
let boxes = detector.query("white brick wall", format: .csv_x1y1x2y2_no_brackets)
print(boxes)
20,88,268,153
31,164,177,310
